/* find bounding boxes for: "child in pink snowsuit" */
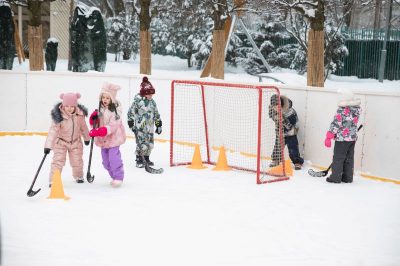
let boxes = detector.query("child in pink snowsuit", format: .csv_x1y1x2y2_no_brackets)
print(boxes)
89,83,126,187
45,93,90,184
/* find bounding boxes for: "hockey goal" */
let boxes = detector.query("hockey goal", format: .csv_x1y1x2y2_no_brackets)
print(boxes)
170,80,289,184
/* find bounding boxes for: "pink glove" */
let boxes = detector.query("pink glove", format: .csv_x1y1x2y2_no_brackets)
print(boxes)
89,110,98,126
89,127,107,137
324,131,335,148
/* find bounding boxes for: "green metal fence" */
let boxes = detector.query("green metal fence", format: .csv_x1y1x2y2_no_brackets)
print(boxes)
335,40,400,80
334,28,400,80
341,27,400,41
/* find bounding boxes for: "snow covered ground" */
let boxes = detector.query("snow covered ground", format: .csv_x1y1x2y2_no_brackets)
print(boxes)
1,55,400,266
0,135,400,266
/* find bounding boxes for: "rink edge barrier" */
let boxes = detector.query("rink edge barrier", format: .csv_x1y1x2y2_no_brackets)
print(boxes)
311,164,400,185
1,132,398,185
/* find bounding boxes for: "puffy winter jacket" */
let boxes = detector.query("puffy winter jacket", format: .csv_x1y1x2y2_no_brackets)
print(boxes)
45,103,90,148
127,93,161,134
269,95,299,137
94,102,126,148
329,105,361,141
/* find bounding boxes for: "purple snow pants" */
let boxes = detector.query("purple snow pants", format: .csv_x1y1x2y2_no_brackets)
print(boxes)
101,146,124,181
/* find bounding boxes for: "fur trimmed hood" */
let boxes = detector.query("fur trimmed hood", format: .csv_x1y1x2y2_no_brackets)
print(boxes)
51,102,88,123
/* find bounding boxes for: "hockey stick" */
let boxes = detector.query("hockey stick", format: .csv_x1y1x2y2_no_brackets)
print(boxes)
133,130,163,174
308,124,363,177
27,153,48,197
86,108,99,183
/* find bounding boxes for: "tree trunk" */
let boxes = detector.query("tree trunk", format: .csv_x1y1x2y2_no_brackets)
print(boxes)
343,0,353,27
140,30,151,75
307,0,324,87
234,0,246,17
205,1,229,79
139,0,151,75
373,0,382,39
210,30,225,79
13,18,25,64
307,29,324,87
27,0,44,71
28,25,44,71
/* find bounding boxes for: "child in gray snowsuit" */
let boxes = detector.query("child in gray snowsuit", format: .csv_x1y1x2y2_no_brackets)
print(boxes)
127,77,162,167
324,88,361,183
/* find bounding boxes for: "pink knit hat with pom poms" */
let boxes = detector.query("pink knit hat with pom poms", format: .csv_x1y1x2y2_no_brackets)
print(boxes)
60,92,81,106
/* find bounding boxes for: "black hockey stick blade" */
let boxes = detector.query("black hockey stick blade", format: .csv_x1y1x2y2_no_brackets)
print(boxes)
142,155,164,174
308,168,329,177
27,188,42,197
87,171,95,183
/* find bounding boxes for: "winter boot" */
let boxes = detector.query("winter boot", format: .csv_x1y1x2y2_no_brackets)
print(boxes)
144,156,154,166
294,163,302,170
110,179,123,187
136,155,144,168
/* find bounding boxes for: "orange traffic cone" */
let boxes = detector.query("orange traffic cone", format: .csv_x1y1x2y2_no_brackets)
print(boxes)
47,170,70,200
187,144,207,169
212,146,231,171
267,159,293,177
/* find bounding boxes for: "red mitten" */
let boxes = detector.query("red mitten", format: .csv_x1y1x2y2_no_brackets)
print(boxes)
324,131,335,148
89,110,98,126
89,127,107,137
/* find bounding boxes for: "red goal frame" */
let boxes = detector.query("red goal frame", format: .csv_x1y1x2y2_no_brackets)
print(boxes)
170,80,289,184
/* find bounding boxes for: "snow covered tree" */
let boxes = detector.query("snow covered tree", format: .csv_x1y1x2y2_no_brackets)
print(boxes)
106,16,124,61
324,23,348,78
160,0,213,68
236,18,296,74
0,3,15,70
151,17,171,55
121,14,139,60
106,13,138,61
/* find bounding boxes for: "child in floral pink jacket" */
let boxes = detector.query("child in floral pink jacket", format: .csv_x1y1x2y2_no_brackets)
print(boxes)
45,93,90,185
324,88,361,183
89,83,126,187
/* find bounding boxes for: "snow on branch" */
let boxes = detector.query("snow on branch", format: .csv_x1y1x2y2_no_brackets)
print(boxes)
274,0,318,18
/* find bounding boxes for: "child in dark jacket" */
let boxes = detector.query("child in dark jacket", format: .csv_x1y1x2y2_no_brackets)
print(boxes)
269,94,304,170
325,88,361,183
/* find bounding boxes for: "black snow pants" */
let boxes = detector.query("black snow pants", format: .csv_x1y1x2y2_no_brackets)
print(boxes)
328,141,356,183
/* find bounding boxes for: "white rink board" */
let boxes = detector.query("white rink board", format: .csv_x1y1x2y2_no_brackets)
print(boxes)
0,71,399,181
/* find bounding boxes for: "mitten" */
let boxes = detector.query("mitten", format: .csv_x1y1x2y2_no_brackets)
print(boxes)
155,120,162,127
89,110,98,126
84,140,90,146
89,127,107,137
156,126,162,135
324,131,335,148
127,120,134,128
44,148,51,154
155,120,162,135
